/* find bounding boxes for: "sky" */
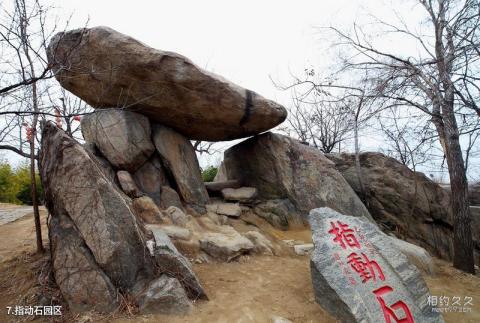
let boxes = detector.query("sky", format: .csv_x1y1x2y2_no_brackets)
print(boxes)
2,0,478,181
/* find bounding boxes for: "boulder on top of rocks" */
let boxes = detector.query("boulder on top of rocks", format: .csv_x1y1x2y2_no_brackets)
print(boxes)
243,231,274,255
153,125,208,212
222,187,257,202
205,180,242,194
309,207,443,323
81,110,155,172
224,132,372,224
326,152,454,260
47,26,287,141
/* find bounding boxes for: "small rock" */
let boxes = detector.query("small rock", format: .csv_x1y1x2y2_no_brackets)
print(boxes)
244,231,274,255
157,225,191,241
132,196,164,224
222,187,257,202
215,203,242,218
271,316,292,323
136,275,192,315
166,206,190,227
148,226,208,300
293,243,314,256
160,185,183,209
389,236,435,275
200,228,254,262
117,170,142,198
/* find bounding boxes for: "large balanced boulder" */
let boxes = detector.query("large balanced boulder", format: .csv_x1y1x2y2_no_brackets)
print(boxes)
224,132,373,225
153,125,208,212
326,152,454,260
309,207,443,323
47,26,287,141
40,122,206,312
81,110,155,172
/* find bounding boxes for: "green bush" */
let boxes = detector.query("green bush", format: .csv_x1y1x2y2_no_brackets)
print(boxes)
0,159,43,205
201,166,218,182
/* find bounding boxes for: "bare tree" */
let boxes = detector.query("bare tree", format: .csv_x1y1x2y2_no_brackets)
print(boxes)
280,90,352,153
317,0,479,273
0,0,87,253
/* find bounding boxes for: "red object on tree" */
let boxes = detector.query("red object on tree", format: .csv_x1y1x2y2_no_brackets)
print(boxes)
73,115,81,121
347,252,385,283
373,286,414,323
328,221,361,249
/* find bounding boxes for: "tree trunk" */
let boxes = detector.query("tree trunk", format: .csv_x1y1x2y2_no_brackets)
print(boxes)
30,81,44,254
443,114,474,274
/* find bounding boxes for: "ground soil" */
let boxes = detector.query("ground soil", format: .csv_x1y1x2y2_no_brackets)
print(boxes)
0,205,479,323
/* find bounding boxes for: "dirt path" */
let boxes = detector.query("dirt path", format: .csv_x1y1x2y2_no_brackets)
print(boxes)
0,203,41,225
0,212,479,323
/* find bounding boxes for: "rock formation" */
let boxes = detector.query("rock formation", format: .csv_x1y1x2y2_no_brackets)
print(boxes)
47,26,287,141
326,152,455,260
39,123,207,313
223,132,373,227
309,207,443,322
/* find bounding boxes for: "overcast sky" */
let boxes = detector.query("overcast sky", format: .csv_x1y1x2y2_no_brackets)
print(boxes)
2,0,476,181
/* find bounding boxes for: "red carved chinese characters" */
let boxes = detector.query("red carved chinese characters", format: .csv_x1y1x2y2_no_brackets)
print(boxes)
328,219,415,322
373,286,414,323
328,221,360,249
347,252,385,283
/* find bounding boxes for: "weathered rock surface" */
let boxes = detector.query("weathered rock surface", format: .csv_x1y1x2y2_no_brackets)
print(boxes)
157,225,192,241
166,206,190,227
212,203,242,218
148,226,207,300
224,133,372,224
40,123,207,312
205,180,242,194
136,275,192,314
214,161,228,182
389,236,435,275
326,152,454,260
253,199,301,230
200,227,254,261
243,231,274,255
132,196,165,224
133,154,168,207
40,122,151,290
84,143,116,183
309,207,443,323
160,185,184,210
222,187,257,202
117,170,142,198
153,125,208,212
293,243,314,256
47,26,287,141
49,213,118,313
81,110,154,172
